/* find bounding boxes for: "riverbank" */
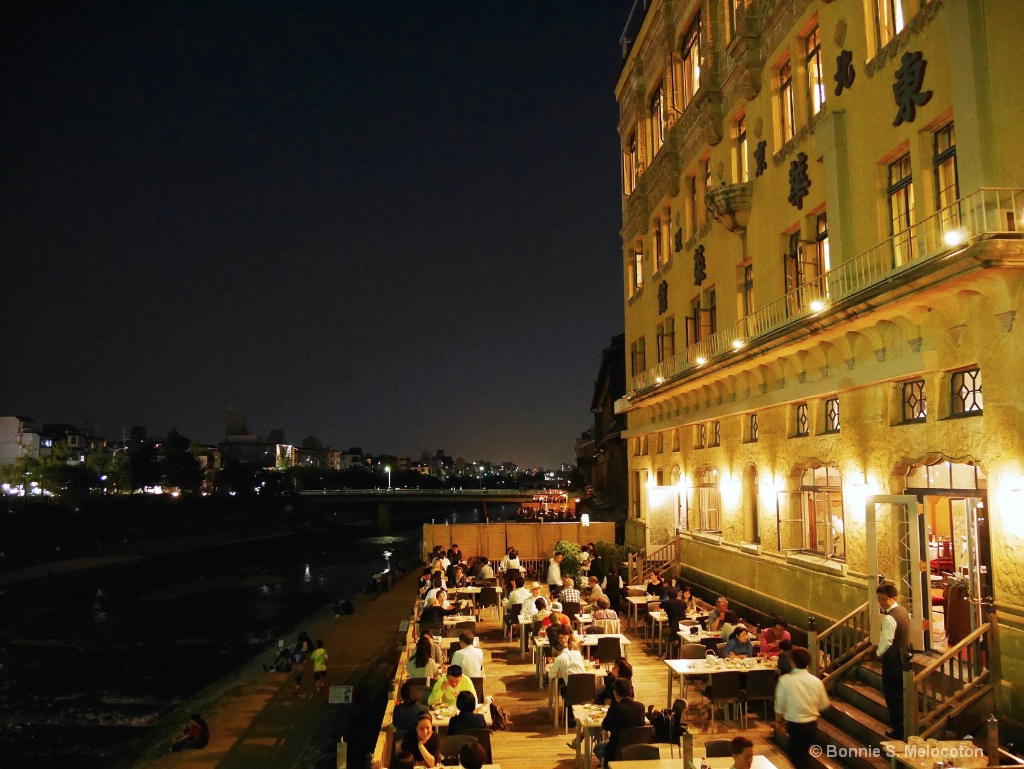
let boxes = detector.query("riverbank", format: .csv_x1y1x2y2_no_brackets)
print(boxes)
115,568,419,769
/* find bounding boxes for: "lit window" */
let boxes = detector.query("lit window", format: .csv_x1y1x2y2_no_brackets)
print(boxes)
736,114,748,182
874,0,906,52
630,247,644,294
779,59,795,144
806,25,825,116
654,221,664,269
657,317,676,362
934,123,959,227
902,379,927,422
950,368,983,416
680,15,701,109
687,468,721,532
650,83,666,157
888,153,915,264
824,397,840,432
795,403,809,436
777,465,845,559
742,263,754,317
623,131,638,195
749,413,759,442
696,423,706,449
710,421,721,447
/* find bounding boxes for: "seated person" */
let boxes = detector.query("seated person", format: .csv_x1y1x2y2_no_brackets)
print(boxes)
646,571,667,600
560,577,582,605
419,630,444,666
406,637,440,681
504,577,531,626
760,617,792,657
450,631,484,679
446,563,468,588
594,679,645,766
591,594,619,622
719,610,741,641
707,596,730,632
393,681,429,732
777,639,795,674
476,557,494,580
171,713,209,752
679,585,698,614
524,594,547,624
447,690,486,734
399,713,440,768
541,602,571,629
546,623,570,656
546,634,587,692
725,626,755,658
427,665,476,707
595,658,634,704
420,592,461,627
459,742,488,769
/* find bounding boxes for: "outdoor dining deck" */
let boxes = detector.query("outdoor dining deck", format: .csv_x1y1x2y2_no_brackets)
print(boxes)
373,585,793,769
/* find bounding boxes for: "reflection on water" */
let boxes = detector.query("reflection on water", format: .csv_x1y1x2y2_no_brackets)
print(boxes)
0,529,418,769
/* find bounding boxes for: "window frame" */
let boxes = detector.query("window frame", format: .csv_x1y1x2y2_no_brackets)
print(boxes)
736,113,749,182
950,367,983,416
680,14,702,109
777,465,846,559
824,397,840,433
901,379,927,422
934,122,959,226
778,59,796,144
794,403,810,437
650,82,666,158
805,24,825,117
688,468,722,533
888,152,916,263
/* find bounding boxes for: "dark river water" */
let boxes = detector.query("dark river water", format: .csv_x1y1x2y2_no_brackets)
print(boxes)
0,502,506,768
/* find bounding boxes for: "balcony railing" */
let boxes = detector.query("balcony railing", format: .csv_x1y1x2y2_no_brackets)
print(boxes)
630,187,1024,394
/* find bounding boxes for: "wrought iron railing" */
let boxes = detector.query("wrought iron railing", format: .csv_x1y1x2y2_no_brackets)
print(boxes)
631,187,1024,394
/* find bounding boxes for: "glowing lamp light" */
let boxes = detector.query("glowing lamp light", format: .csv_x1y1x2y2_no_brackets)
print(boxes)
581,513,590,526
721,475,742,507
809,299,826,312
732,339,744,350
943,229,965,247
656,376,664,384
696,356,707,365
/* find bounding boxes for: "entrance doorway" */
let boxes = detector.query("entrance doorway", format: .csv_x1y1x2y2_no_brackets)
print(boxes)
904,461,990,651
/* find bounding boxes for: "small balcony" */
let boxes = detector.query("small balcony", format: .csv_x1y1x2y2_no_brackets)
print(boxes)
705,182,753,235
628,187,1024,395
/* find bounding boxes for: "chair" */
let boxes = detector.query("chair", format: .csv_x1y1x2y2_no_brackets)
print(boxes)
615,725,655,760
438,733,478,758
592,636,623,668
705,671,744,730
668,698,688,757
644,601,662,640
675,643,709,698
447,620,474,638
561,601,581,624
740,668,779,723
460,728,493,763
705,738,732,757
562,673,598,732
504,603,522,641
470,676,485,702
478,586,500,619
592,618,621,635
622,744,662,760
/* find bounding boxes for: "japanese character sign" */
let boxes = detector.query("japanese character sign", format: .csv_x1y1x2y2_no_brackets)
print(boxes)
658,280,669,314
892,51,933,126
834,50,855,96
787,152,811,210
754,140,767,177
693,245,707,286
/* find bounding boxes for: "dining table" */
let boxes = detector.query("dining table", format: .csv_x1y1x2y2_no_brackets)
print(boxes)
533,634,632,688
664,655,777,708
609,755,779,769
427,701,492,731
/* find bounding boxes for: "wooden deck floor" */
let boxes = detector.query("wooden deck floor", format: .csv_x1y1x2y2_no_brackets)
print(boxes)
465,606,795,769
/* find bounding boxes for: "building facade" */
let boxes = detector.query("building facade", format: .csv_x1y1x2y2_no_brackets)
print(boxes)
615,0,1023,736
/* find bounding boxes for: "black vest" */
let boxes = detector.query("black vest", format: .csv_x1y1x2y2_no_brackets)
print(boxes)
885,603,911,662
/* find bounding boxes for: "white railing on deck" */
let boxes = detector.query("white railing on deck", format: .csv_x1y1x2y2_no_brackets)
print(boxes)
631,187,1024,394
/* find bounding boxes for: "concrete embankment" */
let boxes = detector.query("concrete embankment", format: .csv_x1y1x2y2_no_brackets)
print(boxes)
116,569,418,769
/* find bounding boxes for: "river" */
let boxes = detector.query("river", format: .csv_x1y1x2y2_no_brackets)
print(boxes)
0,501,506,768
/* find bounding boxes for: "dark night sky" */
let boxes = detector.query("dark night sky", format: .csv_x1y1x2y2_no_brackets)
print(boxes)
1,1,628,468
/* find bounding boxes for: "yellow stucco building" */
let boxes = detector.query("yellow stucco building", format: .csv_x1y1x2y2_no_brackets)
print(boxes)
615,0,1023,739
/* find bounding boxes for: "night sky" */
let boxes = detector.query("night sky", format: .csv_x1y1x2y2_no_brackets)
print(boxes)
1,1,629,468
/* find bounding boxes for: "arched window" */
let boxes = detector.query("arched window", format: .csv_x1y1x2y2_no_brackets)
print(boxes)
687,467,721,533
777,464,844,559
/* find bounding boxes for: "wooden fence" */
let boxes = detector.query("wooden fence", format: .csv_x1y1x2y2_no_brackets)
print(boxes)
422,521,615,562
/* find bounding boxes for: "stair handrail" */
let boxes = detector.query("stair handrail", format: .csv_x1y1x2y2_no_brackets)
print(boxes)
628,535,679,585
808,601,870,677
909,622,992,738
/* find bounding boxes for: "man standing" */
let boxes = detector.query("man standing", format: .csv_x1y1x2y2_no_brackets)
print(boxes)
774,647,830,769
594,678,646,766
547,552,564,599
876,582,911,739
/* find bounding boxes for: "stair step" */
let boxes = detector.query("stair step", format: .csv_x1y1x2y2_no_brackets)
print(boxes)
825,697,891,750
836,680,890,723
816,719,892,769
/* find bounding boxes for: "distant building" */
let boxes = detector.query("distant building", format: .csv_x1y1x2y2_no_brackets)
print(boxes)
0,416,42,465
590,334,628,518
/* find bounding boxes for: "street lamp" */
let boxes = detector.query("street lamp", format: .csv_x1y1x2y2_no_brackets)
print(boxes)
385,465,392,490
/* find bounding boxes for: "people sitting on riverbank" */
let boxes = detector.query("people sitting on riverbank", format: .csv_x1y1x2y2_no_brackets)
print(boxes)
760,617,792,657
450,630,484,678
476,557,493,580
407,636,441,681
171,713,209,751
400,713,440,768
724,626,754,658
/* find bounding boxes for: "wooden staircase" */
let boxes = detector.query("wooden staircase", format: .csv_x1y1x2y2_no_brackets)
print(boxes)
772,604,998,769
627,536,678,585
